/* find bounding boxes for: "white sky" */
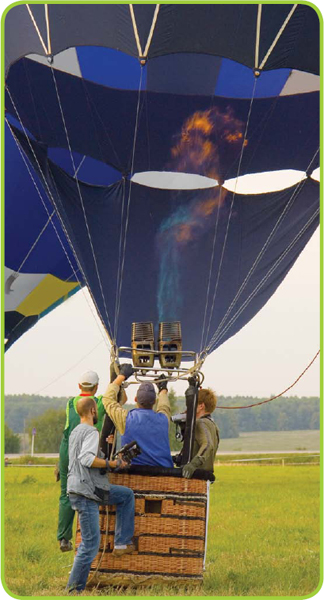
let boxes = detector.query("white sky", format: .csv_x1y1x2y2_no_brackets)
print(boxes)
4,221,320,402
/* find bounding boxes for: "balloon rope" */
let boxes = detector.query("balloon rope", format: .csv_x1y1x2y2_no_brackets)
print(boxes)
25,4,48,55
254,5,262,69
199,191,222,355
114,66,144,340
44,4,52,56
80,80,122,171
50,66,114,337
207,181,308,351
258,4,298,70
143,5,160,58
207,204,319,354
129,4,160,59
202,77,258,353
5,125,57,274
209,208,320,352
205,147,319,354
216,350,320,409
113,177,126,340
209,206,319,354
87,506,110,585
74,155,86,178
5,118,81,283
48,163,113,347
5,107,110,349
33,340,106,395
16,211,55,273
129,5,143,57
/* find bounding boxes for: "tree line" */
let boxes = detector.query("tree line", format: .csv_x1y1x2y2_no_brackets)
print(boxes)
213,395,320,438
5,392,320,453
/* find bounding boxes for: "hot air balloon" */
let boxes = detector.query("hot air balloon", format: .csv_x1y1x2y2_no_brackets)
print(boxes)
4,3,320,585
5,4,319,362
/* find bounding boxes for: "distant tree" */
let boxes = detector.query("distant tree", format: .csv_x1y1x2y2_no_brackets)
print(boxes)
5,394,69,432
5,423,20,453
277,411,289,431
27,409,66,453
309,411,320,430
214,411,239,439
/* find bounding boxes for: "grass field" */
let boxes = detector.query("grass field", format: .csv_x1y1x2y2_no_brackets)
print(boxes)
218,430,320,453
3,464,320,597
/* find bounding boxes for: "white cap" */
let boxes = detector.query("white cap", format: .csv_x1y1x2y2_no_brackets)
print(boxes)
78,370,99,388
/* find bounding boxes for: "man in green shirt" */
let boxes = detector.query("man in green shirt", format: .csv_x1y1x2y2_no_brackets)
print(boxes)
57,370,105,552
182,388,220,479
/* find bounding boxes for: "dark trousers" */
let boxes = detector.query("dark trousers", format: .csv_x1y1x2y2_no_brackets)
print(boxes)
57,438,75,541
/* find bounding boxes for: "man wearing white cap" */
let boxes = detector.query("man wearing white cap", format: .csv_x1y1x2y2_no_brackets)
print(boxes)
57,370,105,552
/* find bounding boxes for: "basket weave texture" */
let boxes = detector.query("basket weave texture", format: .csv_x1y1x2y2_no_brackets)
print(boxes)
75,473,208,583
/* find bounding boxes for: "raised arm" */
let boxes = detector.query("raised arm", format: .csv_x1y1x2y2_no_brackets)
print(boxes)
154,375,171,422
156,389,171,422
102,377,127,435
102,365,134,435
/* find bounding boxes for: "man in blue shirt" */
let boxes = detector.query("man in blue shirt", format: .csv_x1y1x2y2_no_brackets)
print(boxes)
102,364,173,468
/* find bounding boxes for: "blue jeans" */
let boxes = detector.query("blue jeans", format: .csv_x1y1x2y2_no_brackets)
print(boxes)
108,484,135,547
67,485,134,591
66,495,100,592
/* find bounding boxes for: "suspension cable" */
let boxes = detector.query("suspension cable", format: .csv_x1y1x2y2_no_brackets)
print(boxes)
33,339,106,395
113,177,126,340
48,164,111,347
254,4,262,69
202,77,258,351
44,4,52,56
114,65,144,340
143,5,160,58
5,123,57,274
6,98,110,348
129,4,160,60
49,66,114,336
6,118,80,280
16,210,55,273
199,189,222,354
208,205,319,353
26,4,48,55
73,155,86,178
216,350,319,409
205,148,319,354
258,4,298,70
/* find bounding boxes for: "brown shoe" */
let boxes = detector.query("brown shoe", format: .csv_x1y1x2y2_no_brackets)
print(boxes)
112,544,135,557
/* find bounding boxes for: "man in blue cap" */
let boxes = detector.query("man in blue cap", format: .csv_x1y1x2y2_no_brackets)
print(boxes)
102,364,173,468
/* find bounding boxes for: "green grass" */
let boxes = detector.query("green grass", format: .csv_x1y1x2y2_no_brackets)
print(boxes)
219,430,320,453
3,466,320,597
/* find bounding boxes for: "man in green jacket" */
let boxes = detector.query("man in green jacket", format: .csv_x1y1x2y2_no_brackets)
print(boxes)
182,388,220,479
57,370,105,552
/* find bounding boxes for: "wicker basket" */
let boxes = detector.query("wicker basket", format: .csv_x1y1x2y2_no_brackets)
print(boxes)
75,473,210,587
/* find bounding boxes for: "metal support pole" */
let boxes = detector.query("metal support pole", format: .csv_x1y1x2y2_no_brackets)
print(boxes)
100,362,122,458
180,378,199,465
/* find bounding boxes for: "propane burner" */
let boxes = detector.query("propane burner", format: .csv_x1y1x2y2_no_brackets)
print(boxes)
131,322,155,368
158,322,182,369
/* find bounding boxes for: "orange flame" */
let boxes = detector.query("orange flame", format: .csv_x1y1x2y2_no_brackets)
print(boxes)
175,223,195,243
168,106,248,184
164,187,228,247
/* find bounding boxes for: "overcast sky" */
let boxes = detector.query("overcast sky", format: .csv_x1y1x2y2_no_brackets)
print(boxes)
4,223,320,402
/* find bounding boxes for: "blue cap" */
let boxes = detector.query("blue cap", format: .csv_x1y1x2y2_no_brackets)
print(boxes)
137,382,156,406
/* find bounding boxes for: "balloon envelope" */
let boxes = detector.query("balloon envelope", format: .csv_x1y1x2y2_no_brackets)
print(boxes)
5,4,320,357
